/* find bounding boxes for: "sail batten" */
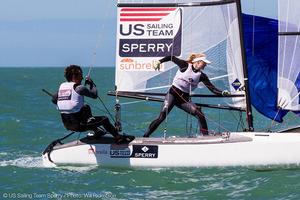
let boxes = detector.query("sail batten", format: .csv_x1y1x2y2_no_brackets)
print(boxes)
279,32,300,35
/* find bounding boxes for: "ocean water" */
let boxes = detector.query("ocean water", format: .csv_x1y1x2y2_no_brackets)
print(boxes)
1,67,300,200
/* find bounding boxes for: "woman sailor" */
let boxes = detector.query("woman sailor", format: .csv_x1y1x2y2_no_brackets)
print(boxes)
143,53,230,137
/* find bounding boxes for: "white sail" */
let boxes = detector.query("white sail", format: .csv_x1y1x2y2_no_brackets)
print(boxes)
277,0,300,110
115,0,246,108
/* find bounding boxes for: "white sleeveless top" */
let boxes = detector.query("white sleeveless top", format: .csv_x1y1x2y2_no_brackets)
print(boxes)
172,64,201,93
57,82,84,114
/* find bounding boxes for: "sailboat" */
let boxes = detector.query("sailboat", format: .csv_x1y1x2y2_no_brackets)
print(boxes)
42,0,300,168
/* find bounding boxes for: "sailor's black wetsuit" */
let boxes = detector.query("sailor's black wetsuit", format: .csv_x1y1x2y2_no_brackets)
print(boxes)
143,56,222,137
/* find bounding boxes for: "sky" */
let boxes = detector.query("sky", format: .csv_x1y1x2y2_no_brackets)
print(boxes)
0,0,277,67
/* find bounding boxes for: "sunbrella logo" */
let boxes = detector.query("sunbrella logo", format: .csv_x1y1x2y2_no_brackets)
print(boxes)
119,58,164,71
118,7,182,58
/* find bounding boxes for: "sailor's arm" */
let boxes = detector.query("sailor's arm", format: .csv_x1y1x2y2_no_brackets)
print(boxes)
159,56,188,71
75,84,98,99
200,73,223,95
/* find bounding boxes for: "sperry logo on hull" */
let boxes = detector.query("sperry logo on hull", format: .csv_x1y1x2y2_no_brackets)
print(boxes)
131,145,158,158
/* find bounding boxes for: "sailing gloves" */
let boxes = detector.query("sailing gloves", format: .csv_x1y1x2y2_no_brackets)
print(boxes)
153,60,161,71
222,90,230,96
85,76,96,90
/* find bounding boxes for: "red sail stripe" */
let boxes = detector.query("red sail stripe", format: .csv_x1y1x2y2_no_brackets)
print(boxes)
120,13,169,17
121,8,176,12
120,18,162,22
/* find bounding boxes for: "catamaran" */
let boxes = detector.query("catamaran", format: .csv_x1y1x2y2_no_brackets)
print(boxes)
42,0,300,168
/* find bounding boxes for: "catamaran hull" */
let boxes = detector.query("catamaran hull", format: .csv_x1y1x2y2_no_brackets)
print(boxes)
42,132,300,168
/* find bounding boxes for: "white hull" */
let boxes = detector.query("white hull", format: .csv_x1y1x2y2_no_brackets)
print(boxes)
42,132,300,168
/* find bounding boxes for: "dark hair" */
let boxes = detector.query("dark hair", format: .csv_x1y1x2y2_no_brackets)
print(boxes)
64,65,82,82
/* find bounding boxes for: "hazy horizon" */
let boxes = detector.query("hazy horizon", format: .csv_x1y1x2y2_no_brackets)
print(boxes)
0,0,277,67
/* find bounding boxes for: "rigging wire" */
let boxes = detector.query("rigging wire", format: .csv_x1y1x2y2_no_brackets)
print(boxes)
171,84,232,133
83,2,116,123
163,3,180,139
228,109,245,131
87,1,113,76
267,109,282,132
85,101,111,116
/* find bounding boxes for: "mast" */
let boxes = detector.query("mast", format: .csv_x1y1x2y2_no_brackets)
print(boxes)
235,0,254,131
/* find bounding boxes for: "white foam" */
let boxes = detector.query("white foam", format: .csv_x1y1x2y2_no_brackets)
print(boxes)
0,156,44,168
0,154,101,173
0,152,8,156
58,165,98,172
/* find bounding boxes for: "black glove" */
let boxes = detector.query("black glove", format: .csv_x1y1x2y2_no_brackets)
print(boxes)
222,90,230,96
84,78,96,89
153,60,161,71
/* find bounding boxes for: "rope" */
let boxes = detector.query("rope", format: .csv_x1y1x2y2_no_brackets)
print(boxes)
97,96,116,123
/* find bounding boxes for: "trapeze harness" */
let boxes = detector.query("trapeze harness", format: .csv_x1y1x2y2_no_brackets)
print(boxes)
57,82,84,114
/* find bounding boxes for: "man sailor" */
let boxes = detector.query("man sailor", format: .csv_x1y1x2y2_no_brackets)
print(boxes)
52,65,132,143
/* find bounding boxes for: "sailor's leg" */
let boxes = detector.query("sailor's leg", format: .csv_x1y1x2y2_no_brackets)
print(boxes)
81,114,117,137
60,113,81,131
79,104,93,122
143,93,175,137
92,116,119,137
179,102,208,135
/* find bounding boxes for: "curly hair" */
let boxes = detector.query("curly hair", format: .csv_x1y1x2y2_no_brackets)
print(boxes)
187,53,206,63
64,65,82,82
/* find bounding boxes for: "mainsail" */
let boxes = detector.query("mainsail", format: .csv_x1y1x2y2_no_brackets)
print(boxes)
115,0,247,111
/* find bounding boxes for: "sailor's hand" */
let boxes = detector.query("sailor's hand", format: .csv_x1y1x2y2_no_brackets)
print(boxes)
85,76,93,85
153,60,161,71
222,90,230,96
85,76,96,88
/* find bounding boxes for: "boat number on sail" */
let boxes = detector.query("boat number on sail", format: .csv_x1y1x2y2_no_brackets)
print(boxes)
117,7,182,71
131,145,158,158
